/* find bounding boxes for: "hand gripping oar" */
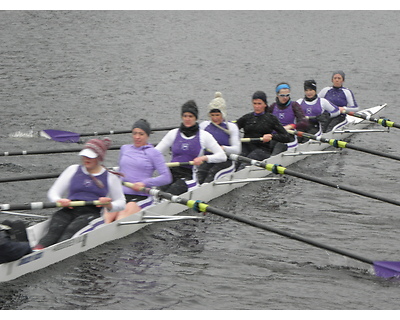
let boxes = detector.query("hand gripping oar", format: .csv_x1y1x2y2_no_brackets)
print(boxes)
39,126,177,143
0,200,110,211
228,153,400,208
128,185,400,279
287,129,400,162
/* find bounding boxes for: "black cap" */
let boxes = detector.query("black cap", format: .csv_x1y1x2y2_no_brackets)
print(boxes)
252,91,267,104
181,100,198,119
304,80,317,91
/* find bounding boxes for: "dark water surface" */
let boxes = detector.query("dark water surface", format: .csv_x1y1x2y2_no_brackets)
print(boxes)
1,10,400,310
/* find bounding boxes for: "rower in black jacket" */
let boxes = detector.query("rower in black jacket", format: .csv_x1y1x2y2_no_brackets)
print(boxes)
235,91,292,169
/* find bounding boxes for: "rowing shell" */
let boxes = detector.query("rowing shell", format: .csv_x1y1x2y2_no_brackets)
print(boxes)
0,104,387,282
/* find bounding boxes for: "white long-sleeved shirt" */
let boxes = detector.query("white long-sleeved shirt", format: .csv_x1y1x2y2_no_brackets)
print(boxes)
47,164,126,212
318,86,359,112
155,128,227,163
199,121,241,155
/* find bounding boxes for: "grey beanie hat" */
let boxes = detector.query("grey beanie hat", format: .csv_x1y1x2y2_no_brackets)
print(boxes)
332,70,345,80
132,119,151,136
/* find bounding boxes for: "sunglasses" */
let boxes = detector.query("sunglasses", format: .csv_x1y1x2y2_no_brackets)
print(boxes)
278,94,290,97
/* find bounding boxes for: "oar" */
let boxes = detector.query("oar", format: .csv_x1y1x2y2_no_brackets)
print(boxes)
0,145,123,157
0,200,110,211
287,129,400,162
241,137,263,143
39,126,177,143
125,184,400,279
0,210,48,219
0,161,195,183
0,173,60,183
0,136,265,157
166,161,194,167
344,109,400,129
228,153,400,208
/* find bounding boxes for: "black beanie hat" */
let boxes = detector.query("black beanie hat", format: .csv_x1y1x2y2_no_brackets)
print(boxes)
252,91,268,105
132,119,151,136
181,100,198,119
304,80,317,91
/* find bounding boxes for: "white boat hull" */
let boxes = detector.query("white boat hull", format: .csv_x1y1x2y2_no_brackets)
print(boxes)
0,104,387,282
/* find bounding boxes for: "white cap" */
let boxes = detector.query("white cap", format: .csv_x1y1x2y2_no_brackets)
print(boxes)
79,148,98,159
208,92,227,119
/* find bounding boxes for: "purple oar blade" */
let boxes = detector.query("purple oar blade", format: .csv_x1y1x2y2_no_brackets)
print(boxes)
40,130,80,143
373,261,400,279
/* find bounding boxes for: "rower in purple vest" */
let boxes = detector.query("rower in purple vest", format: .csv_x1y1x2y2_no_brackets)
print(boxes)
268,82,309,149
32,138,125,250
318,70,359,132
197,92,241,184
156,100,226,195
104,119,173,223
297,80,340,142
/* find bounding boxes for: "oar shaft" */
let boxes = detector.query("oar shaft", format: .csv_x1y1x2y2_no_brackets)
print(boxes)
0,200,109,211
166,161,194,167
345,110,400,129
229,154,400,208
280,166,400,206
203,201,374,265
0,145,122,157
144,188,373,265
0,162,193,184
0,173,60,183
77,126,177,137
344,142,400,161
241,137,263,143
0,210,48,218
291,130,400,162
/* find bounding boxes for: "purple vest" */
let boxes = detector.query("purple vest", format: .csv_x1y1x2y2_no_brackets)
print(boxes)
68,166,109,201
204,122,230,146
271,102,296,126
171,130,201,167
324,87,347,107
300,98,324,118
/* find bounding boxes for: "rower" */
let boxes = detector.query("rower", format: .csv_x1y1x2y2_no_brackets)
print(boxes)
268,82,309,149
197,92,241,184
32,138,125,250
0,220,32,264
155,100,226,195
104,119,172,223
235,91,292,170
318,70,359,132
296,80,340,143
